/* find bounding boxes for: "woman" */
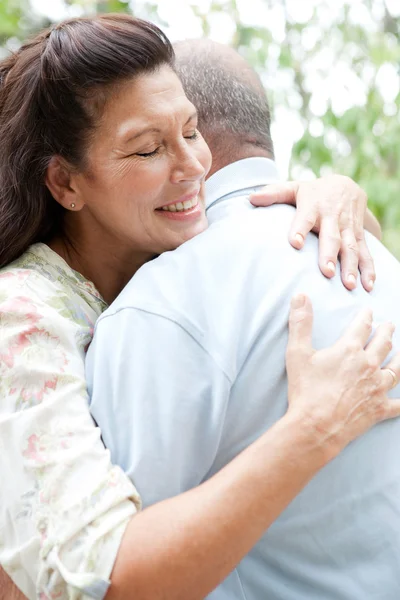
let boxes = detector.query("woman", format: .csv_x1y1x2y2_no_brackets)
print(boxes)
0,14,398,600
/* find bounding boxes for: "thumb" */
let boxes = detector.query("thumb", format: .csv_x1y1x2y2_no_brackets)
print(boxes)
287,294,314,354
250,181,299,207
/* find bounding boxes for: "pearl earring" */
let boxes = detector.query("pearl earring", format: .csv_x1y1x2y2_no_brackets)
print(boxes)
70,203,76,209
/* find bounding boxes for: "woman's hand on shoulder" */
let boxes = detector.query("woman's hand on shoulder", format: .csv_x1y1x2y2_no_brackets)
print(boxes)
285,294,400,460
250,175,381,293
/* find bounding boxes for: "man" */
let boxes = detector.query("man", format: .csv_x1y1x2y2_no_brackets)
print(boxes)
87,41,400,598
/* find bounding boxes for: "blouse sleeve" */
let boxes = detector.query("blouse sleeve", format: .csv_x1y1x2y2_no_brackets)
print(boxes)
0,270,140,600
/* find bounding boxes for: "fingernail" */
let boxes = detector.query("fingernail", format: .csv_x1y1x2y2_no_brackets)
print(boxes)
295,233,304,247
348,274,356,286
327,261,336,274
292,294,306,308
368,279,374,291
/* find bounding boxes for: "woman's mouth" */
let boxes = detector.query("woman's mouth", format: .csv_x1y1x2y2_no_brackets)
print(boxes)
156,194,203,222
158,195,199,213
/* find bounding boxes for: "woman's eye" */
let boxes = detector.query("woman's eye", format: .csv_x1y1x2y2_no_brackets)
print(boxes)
185,130,199,140
136,148,159,158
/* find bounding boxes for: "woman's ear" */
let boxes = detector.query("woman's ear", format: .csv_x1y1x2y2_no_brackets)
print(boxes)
45,156,84,211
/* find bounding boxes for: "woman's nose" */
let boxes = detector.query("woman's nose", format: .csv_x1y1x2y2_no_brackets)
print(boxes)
171,146,206,184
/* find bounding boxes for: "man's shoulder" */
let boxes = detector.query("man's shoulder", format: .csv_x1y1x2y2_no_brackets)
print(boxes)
103,204,310,320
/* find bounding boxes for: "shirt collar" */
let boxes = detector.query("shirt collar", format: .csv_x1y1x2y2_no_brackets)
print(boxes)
205,157,280,210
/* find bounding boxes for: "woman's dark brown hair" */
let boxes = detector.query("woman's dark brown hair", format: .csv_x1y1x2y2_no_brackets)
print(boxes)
0,14,174,268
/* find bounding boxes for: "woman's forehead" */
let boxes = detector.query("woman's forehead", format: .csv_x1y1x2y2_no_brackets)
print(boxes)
103,66,193,128
101,69,195,141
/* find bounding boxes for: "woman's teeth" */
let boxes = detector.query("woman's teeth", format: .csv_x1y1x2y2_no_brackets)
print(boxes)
161,196,198,212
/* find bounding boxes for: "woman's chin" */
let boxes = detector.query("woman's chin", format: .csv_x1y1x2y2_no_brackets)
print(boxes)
174,218,209,249
156,208,209,251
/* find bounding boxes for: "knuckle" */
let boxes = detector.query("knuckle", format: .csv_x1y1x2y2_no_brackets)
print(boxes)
326,233,341,246
366,357,380,373
360,249,374,263
346,340,361,354
381,323,395,341
363,308,373,324
289,310,306,327
339,175,353,189
375,375,387,394
303,215,316,229
324,232,342,246
373,400,387,422
364,322,373,336
341,238,359,255
360,263,375,275
384,339,393,354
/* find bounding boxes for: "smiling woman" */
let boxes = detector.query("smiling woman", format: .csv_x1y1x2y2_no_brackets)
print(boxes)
0,13,399,600
46,64,211,301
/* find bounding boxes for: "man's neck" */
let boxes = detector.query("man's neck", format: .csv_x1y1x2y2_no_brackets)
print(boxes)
206,144,273,180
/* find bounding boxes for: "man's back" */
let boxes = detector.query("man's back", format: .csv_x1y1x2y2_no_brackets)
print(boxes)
88,174,400,598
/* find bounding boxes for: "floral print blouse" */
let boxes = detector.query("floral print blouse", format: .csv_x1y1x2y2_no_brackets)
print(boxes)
0,243,141,600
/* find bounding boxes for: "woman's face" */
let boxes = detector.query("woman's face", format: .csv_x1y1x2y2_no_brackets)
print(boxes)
73,65,212,259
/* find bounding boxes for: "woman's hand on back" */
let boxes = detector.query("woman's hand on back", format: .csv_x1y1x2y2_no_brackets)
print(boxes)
286,294,400,460
250,175,380,293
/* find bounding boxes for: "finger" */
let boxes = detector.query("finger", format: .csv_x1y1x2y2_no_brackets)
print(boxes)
365,322,395,364
315,216,341,279
250,182,299,207
339,226,359,290
382,351,400,391
287,294,314,353
381,398,400,421
288,206,318,251
357,237,376,293
338,308,373,349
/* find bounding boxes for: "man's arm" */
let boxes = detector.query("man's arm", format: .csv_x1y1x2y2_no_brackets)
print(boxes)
88,307,231,506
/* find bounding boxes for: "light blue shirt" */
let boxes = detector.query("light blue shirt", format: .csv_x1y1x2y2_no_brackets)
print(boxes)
87,157,400,599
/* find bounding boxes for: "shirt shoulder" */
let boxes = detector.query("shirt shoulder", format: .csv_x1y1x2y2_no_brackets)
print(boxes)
107,203,301,315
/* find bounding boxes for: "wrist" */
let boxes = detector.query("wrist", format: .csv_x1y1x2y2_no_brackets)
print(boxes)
272,410,340,468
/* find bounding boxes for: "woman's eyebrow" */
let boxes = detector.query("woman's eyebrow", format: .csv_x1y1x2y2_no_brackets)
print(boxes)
123,127,160,144
186,111,198,123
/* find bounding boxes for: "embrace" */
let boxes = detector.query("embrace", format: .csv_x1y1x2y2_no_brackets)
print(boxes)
1,13,400,600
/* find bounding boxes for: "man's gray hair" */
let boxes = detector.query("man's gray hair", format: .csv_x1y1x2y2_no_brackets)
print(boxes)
174,39,274,162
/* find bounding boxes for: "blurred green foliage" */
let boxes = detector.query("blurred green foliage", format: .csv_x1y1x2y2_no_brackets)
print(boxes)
1,0,399,255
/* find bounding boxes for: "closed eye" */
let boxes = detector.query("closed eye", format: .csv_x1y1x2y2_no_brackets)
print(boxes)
185,130,199,140
135,130,198,157
136,148,160,158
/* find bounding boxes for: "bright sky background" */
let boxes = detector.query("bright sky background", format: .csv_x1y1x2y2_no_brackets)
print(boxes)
30,0,400,179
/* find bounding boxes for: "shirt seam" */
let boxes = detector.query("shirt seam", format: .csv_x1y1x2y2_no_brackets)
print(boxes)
95,305,234,385
235,565,249,600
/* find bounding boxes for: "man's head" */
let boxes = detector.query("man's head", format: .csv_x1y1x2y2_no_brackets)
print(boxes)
174,39,274,177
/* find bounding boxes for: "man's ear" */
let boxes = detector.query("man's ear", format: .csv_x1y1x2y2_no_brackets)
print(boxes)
45,156,84,211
